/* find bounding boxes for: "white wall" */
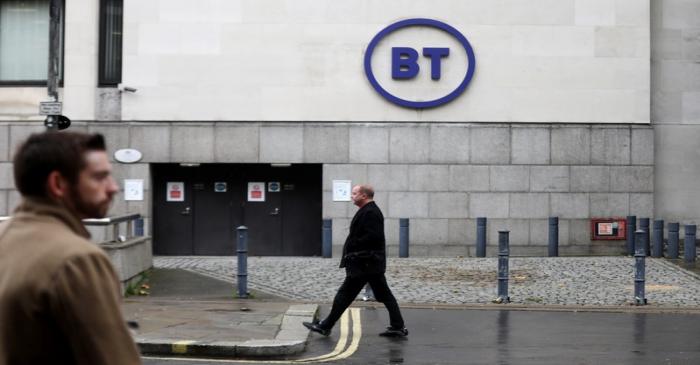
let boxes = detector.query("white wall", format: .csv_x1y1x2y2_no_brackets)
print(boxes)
121,0,650,123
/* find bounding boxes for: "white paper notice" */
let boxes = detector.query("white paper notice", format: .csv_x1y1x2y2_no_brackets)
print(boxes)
333,180,352,201
124,179,144,201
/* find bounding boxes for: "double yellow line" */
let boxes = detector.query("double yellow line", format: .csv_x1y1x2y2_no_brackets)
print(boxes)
143,308,362,363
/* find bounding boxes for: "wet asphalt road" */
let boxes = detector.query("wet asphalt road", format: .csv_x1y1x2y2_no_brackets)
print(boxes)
143,306,700,365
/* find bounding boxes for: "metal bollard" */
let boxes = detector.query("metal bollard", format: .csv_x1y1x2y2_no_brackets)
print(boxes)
668,223,680,259
652,220,664,258
626,216,636,256
639,218,650,256
684,225,697,263
135,217,144,237
548,217,559,257
399,218,409,258
236,226,249,299
476,217,487,257
495,230,510,304
634,229,647,305
322,219,332,258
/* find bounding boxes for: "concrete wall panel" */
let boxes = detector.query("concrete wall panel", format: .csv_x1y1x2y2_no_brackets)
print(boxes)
214,124,260,163
349,125,389,163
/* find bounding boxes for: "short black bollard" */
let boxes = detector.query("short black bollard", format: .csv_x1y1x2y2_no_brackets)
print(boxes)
684,225,697,263
548,217,559,257
399,218,409,258
652,220,664,258
634,229,647,305
495,230,510,304
639,218,650,256
668,223,680,259
135,217,144,237
322,219,332,258
236,226,249,299
476,217,487,257
626,215,636,256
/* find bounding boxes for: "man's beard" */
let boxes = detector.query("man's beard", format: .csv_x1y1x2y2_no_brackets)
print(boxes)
67,187,111,219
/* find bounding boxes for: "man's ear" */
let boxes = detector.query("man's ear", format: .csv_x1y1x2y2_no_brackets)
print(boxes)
46,171,69,199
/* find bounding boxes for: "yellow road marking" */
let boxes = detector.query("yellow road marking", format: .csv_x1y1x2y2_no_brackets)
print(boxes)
143,307,363,363
172,340,196,354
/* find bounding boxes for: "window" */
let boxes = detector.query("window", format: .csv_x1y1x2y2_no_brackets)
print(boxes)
98,0,122,86
0,0,63,84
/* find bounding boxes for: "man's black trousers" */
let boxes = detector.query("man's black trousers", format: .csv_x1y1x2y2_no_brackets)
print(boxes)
320,273,404,330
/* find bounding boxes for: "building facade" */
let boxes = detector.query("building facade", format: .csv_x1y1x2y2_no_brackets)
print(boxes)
0,0,697,256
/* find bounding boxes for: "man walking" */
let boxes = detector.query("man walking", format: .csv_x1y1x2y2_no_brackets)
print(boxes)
0,132,141,365
304,184,407,337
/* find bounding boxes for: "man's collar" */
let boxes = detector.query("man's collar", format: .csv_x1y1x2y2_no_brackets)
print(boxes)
14,197,91,239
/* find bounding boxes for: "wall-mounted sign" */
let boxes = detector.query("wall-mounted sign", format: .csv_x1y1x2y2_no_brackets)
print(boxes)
248,182,265,202
124,179,144,201
114,148,143,163
364,18,476,109
268,182,281,192
167,182,185,202
590,218,626,240
333,180,352,201
214,182,227,192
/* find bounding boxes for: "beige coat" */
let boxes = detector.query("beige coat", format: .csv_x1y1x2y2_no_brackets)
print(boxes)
0,198,141,365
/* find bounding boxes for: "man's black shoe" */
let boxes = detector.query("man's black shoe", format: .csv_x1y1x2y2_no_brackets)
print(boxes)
379,326,408,337
303,321,331,336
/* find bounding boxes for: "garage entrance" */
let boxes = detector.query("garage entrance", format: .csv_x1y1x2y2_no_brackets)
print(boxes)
152,164,322,256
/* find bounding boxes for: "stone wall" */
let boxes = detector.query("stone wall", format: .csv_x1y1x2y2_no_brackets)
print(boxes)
651,0,700,226
0,122,654,257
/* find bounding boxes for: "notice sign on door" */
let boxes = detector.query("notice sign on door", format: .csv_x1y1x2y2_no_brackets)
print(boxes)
167,182,185,202
248,182,265,202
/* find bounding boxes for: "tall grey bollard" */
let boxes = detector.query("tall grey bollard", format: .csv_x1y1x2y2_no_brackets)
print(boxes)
634,229,647,305
322,219,332,258
684,225,697,263
399,218,409,258
548,217,559,257
476,217,487,257
652,220,664,258
626,216,636,256
236,226,249,299
639,218,650,256
495,231,510,304
668,223,680,259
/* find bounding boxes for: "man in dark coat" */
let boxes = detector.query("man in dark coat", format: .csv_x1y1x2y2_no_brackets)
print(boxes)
303,184,407,337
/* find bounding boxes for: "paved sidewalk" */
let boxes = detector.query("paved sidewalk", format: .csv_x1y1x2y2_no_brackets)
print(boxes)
123,268,318,358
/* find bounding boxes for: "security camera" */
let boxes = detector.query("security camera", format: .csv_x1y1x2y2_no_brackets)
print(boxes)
121,86,137,93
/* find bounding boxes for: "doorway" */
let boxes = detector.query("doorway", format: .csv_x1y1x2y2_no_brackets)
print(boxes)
152,163,322,256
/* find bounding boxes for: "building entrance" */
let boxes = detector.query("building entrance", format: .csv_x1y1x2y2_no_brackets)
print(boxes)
152,164,322,256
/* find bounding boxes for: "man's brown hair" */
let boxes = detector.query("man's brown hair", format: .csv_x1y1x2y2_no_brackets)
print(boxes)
358,184,375,199
13,132,107,198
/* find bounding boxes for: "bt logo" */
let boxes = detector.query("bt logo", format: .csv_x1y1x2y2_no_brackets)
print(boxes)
364,18,476,109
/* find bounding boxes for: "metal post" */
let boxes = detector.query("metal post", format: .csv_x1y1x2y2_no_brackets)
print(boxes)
684,225,697,264
652,220,664,258
639,218,650,256
634,229,647,305
495,230,510,304
668,223,679,259
548,217,559,257
322,219,332,258
45,0,62,131
399,218,409,258
476,217,487,257
236,226,249,298
626,216,636,256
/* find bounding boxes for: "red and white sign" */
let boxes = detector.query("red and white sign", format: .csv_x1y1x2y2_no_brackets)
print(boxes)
247,182,265,202
167,182,185,202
